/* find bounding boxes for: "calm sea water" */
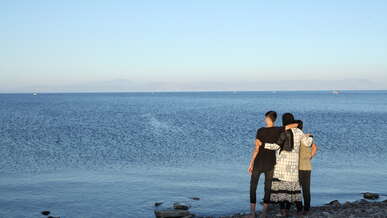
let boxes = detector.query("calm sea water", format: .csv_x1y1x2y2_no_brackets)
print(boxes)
1,91,386,218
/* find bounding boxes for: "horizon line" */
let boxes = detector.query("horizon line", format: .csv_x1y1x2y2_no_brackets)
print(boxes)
1,89,387,95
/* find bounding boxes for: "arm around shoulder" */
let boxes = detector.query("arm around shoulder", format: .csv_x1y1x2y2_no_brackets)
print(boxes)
301,132,313,147
264,131,285,150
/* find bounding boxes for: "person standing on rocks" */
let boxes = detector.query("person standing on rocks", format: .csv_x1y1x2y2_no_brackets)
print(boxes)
256,113,313,217
294,120,318,215
248,111,284,217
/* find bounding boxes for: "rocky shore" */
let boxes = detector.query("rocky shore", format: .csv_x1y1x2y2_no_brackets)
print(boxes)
210,199,387,218
154,193,387,218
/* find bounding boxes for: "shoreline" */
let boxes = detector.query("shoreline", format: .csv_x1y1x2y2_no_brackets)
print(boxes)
199,199,387,218
155,198,387,218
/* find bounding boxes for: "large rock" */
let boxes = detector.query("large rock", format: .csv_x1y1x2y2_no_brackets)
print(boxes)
363,192,379,200
154,209,191,218
173,203,190,210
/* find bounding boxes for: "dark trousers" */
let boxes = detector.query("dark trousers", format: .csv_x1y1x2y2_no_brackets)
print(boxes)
299,170,311,211
249,169,274,204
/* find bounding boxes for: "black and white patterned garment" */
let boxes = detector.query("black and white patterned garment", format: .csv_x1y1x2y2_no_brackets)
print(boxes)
270,178,302,202
264,128,313,202
264,128,312,182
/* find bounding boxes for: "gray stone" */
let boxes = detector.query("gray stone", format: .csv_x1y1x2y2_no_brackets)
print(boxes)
363,192,380,200
342,201,352,208
41,211,50,216
189,197,200,200
155,202,163,207
327,200,341,207
173,202,190,210
154,209,191,218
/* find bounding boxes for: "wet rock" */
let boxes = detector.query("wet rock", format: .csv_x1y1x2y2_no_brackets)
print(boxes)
326,200,341,207
342,201,352,208
155,202,163,207
363,192,379,200
189,197,200,201
41,210,50,216
154,209,191,218
173,202,190,210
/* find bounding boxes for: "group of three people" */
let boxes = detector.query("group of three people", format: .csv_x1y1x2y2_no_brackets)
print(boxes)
248,111,318,217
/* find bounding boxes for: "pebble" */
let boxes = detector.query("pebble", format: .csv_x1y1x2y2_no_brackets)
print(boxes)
41,210,50,216
321,211,331,217
155,202,163,207
342,201,352,208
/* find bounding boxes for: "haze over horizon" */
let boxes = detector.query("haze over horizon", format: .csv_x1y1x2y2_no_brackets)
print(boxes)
1,0,387,92
1,78,386,93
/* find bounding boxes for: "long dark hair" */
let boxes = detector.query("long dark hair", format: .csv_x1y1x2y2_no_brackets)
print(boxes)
280,113,296,153
282,113,295,126
295,120,303,130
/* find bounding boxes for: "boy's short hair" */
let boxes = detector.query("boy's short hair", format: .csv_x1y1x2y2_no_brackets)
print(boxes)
265,111,277,122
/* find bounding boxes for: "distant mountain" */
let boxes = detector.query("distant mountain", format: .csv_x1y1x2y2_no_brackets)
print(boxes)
1,79,386,93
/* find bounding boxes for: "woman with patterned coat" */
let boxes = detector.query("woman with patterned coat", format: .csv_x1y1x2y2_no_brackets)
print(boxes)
256,113,313,217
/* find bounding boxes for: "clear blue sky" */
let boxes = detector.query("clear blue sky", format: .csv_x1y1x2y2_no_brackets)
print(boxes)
1,0,387,91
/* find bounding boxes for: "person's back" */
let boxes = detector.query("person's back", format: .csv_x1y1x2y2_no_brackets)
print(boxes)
271,127,307,182
299,139,313,171
295,119,317,214
253,126,283,172
248,111,281,217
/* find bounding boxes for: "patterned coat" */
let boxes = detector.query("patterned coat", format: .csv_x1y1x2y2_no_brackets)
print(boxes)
264,128,312,182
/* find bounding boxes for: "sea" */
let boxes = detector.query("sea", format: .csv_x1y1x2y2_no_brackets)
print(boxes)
0,91,386,218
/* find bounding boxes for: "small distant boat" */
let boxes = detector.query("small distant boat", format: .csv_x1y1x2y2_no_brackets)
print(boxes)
332,90,340,95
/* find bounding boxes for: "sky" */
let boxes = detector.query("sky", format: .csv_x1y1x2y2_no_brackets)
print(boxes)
1,0,387,92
